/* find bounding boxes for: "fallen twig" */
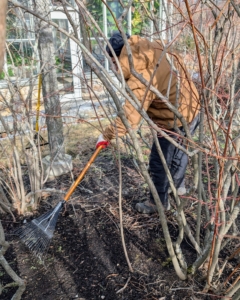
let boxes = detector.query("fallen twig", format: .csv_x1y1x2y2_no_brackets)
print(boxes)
116,276,131,294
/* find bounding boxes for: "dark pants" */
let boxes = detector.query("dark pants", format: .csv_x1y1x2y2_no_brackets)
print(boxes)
149,115,199,207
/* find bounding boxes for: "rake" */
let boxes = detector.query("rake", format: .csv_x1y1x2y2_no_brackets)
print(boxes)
14,145,103,257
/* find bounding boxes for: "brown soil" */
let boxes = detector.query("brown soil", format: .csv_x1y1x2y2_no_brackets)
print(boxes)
0,148,237,300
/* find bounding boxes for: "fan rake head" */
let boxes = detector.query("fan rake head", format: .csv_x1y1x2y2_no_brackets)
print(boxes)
14,201,64,258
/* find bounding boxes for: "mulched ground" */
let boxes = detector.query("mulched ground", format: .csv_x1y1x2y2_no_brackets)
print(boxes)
0,148,238,300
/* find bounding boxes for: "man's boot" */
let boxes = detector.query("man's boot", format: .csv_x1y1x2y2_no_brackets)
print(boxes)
168,186,187,195
135,199,170,214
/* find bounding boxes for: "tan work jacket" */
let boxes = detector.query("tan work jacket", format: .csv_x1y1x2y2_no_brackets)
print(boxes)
103,35,200,140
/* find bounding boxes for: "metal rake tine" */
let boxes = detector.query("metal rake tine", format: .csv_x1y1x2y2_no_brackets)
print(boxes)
30,239,44,253
18,224,35,235
23,231,42,247
37,239,50,254
29,236,46,254
14,226,28,237
20,227,37,241
26,233,41,246
34,239,50,257
27,238,40,250
33,235,48,251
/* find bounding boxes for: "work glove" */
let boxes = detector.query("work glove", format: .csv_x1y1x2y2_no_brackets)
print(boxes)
96,134,109,149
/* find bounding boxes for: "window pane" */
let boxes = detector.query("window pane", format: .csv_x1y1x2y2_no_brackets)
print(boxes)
82,1,105,72
5,6,37,81
52,0,74,6
0,41,37,81
7,11,35,40
16,0,33,8
82,40,105,73
86,0,103,31
106,1,130,36
107,1,123,35
132,2,151,35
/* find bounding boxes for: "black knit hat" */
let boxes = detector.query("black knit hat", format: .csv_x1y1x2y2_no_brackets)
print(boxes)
106,32,130,57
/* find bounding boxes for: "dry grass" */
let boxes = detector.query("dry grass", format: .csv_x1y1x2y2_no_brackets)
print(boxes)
0,117,152,171
0,119,111,167
64,119,110,157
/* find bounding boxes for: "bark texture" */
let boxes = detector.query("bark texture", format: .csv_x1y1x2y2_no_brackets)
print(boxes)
33,0,65,158
0,0,7,73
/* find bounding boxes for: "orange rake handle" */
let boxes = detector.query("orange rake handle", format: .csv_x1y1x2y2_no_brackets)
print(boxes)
64,145,103,202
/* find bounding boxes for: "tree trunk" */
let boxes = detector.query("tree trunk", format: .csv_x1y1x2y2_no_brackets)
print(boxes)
0,0,7,73
77,0,92,84
78,0,91,52
33,0,65,158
